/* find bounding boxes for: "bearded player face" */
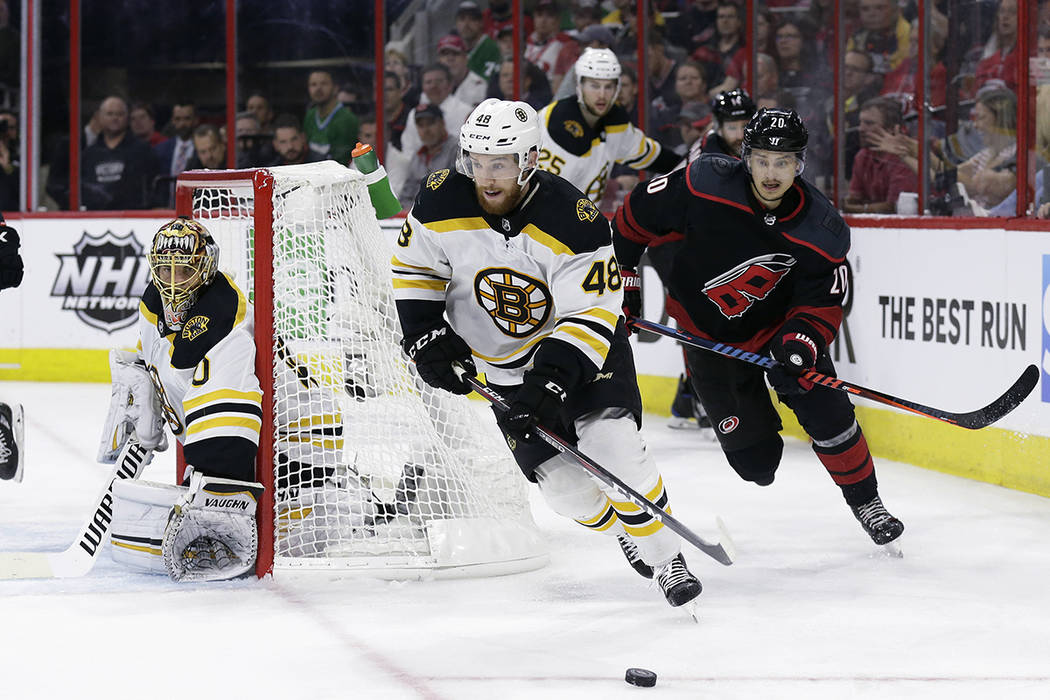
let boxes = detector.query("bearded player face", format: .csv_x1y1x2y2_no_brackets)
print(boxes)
467,152,534,215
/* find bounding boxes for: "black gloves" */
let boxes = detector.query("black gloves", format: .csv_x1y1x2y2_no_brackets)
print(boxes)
402,324,476,395
767,320,819,395
0,222,23,290
497,368,567,443
620,266,641,320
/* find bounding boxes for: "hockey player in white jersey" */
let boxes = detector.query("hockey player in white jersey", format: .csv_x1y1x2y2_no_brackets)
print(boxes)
536,48,680,204
99,217,266,581
392,98,703,609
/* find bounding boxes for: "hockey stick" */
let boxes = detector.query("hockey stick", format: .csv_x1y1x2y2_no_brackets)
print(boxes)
0,440,153,580
454,367,734,566
628,316,1039,431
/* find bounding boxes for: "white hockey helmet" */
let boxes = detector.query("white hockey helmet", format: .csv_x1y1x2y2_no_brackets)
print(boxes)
575,47,621,106
457,98,540,185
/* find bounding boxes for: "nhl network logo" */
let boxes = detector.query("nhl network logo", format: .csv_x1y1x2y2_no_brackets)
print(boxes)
50,230,150,333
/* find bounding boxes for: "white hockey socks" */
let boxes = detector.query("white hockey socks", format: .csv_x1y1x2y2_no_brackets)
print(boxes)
162,471,264,582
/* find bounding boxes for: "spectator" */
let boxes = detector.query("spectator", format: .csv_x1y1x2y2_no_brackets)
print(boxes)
617,65,639,125
651,61,709,151
491,59,553,110
692,1,747,96
835,49,882,179
674,102,713,158
130,103,165,147
0,109,17,211
974,0,1018,94
153,100,198,206
401,64,472,158
270,115,325,166
775,18,830,93
246,92,275,133
188,124,227,170
484,0,533,39
456,2,503,81
83,103,103,148
847,0,910,74
880,13,948,112
553,23,617,100
396,104,459,212
383,71,412,152
647,28,680,108
304,69,359,164
754,5,776,56
437,34,488,108
843,97,918,214
234,111,274,167
80,95,158,210
0,0,17,89
358,114,377,148
756,52,779,97
571,1,602,36
672,0,719,54
956,88,1017,211
525,0,580,94
385,46,421,106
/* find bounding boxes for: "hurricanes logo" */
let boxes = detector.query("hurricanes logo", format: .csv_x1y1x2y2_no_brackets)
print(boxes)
474,267,552,337
564,119,584,138
51,230,151,333
718,416,740,434
702,253,796,319
426,169,450,190
576,198,599,222
181,315,209,340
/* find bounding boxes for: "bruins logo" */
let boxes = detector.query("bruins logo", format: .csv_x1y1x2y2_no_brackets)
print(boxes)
563,119,584,138
474,267,552,338
576,198,600,223
426,169,450,190
514,107,529,122
181,315,209,340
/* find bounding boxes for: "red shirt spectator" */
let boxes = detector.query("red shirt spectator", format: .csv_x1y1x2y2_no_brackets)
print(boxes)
975,46,1018,94
848,148,917,207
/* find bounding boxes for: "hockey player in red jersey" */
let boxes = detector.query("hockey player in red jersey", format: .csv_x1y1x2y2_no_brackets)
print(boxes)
613,108,904,548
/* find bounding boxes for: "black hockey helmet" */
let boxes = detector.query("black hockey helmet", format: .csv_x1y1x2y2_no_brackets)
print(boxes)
711,88,756,126
742,107,808,174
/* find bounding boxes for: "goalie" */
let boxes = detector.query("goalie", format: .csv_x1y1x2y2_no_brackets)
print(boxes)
100,217,265,581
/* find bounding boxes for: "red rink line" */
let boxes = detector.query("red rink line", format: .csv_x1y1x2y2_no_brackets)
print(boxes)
423,675,1050,683
273,584,446,700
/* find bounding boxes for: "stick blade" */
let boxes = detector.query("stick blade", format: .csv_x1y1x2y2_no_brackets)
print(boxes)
954,364,1039,429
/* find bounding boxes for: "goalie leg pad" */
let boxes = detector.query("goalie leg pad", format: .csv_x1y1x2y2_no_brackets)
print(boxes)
112,479,185,574
162,472,264,582
0,401,24,483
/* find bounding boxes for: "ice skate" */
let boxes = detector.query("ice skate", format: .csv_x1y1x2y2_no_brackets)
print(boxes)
616,532,653,579
851,495,904,554
655,554,702,608
0,402,24,483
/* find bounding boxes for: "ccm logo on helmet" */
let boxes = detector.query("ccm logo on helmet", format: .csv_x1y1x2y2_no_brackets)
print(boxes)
718,416,740,434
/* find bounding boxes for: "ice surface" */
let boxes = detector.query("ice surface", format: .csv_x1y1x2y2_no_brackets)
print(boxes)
2,381,1049,699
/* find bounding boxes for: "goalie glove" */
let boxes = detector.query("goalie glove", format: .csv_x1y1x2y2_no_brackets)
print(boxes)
162,471,264,582
98,349,169,463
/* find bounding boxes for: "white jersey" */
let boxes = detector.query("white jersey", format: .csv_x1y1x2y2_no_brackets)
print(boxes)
538,98,664,204
137,274,262,474
392,169,623,385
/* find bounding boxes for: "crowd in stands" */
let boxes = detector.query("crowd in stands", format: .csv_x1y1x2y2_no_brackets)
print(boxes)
6,0,1049,218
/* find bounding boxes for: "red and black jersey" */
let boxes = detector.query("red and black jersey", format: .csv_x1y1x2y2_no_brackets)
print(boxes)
613,154,849,353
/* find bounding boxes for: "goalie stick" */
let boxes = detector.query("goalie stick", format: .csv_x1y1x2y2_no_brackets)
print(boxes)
0,440,153,580
628,316,1038,431
454,366,734,566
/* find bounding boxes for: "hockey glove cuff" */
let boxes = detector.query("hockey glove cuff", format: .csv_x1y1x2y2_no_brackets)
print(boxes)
403,324,477,395
620,266,641,323
767,320,820,395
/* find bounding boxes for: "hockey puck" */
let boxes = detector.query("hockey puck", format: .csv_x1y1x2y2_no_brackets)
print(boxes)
625,667,657,687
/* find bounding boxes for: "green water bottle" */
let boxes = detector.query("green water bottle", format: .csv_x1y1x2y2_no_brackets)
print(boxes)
352,142,402,219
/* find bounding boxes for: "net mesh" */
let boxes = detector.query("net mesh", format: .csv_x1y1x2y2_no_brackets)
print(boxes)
184,162,542,574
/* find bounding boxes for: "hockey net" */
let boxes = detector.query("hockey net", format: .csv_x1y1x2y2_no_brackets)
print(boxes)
175,162,547,578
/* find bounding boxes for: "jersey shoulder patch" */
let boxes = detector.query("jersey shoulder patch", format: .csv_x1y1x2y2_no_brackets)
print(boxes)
410,171,482,226
525,172,611,254
782,182,850,261
686,155,749,207
170,274,246,369
543,98,595,156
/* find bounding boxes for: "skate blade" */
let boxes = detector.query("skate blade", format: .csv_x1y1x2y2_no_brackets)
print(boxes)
879,540,903,558
682,598,700,623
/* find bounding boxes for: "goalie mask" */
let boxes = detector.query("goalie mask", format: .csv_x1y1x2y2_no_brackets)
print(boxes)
147,217,219,330
457,98,540,186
